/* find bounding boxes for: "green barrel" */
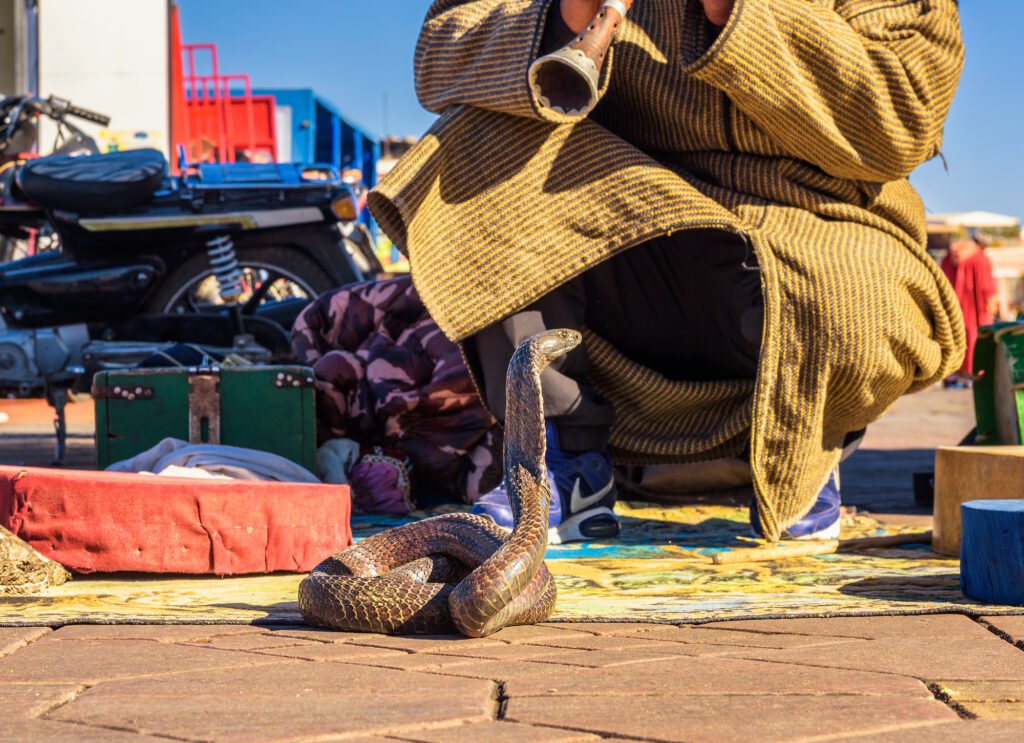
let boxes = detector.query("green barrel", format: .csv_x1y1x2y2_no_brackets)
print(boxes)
993,325,1024,445
973,323,1017,444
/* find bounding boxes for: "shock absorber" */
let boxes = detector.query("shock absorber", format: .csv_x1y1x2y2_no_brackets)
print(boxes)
205,234,244,303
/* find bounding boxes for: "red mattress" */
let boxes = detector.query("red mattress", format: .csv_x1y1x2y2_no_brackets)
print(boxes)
0,466,351,576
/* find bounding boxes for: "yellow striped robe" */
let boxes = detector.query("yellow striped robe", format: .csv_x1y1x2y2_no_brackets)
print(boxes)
368,0,966,540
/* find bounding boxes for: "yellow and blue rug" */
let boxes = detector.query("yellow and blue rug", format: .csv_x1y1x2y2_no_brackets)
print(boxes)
1,503,1021,626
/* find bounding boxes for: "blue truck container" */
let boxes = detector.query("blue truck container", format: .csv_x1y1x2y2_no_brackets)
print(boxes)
256,88,380,227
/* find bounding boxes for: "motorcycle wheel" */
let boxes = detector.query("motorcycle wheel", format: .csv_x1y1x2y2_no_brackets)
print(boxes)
144,246,338,316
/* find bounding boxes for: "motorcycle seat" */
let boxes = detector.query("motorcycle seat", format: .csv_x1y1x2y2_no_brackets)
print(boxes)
16,149,167,212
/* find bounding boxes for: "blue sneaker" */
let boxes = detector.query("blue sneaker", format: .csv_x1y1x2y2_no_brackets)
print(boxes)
750,472,842,540
471,422,620,544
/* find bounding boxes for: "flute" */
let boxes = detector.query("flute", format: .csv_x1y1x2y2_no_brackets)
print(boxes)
528,0,633,117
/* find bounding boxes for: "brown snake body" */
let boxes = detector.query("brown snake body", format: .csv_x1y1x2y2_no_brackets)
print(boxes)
298,329,581,637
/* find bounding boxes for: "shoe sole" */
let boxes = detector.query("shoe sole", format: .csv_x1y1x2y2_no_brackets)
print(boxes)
549,507,620,545
474,508,620,545
787,518,841,541
751,518,841,541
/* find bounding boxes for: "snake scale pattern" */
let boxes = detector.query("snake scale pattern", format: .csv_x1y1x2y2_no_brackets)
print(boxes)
299,329,581,636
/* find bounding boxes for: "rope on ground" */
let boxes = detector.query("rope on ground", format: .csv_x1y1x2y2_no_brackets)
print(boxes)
711,531,934,565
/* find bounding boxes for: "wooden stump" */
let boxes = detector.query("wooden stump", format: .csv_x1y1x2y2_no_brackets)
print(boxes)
960,500,1024,606
0,525,70,595
934,446,1024,555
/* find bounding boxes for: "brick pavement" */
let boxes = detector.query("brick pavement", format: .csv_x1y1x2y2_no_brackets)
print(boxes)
3,385,1023,741
1,617,1023,741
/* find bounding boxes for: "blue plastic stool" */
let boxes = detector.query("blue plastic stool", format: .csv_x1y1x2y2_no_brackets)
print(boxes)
960,500,1024,606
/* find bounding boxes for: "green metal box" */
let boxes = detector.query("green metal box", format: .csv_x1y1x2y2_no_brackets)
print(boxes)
93,365,317,472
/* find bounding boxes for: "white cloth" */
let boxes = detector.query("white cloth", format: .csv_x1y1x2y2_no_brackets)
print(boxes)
107,438,321,483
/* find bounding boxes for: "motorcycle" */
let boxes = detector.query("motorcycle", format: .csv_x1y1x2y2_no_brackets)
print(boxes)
0,95,380,462
0,93,107,262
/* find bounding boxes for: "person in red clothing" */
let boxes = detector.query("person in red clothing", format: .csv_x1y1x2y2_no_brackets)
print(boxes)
941,231,1000,383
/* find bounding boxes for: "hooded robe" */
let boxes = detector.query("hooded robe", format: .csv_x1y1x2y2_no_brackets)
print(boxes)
368,0,966,540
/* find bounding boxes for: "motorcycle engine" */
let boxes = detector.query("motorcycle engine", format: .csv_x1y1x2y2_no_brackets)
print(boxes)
0,320,90,394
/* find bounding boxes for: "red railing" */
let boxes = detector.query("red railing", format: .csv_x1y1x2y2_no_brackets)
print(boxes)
170,5,277,168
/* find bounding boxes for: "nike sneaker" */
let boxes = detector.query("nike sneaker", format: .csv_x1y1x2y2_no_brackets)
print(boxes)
750,471,842,540
471,422,621,544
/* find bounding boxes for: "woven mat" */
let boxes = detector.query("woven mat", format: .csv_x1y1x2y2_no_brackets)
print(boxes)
2,503,1021,627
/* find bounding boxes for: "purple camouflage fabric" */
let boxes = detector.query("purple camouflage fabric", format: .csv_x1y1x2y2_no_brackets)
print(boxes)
291,276,503,509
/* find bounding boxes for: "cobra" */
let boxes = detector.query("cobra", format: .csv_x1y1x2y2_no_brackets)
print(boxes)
298,329,582,637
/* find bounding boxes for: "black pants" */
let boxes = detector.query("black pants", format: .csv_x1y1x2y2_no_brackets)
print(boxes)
467,229,764,452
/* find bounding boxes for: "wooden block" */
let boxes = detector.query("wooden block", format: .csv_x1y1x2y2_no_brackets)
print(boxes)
961,500,1024,606
933,446,1024,556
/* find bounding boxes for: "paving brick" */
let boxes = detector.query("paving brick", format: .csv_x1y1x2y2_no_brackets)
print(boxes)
339,652,488,672
423,638,704,659
983,616,1024,647
959,703,1024,720
0,637,285,684
934,680,1024,703
48,660,497,741
678,626,868,649
832,721,1024,742
508,694,958,742
553,622,685,638
375,643,690,674
707,615,996,640
510,633,711,652
50,624,268,643
726,636,1024,680
345,634,509,654
181,633,320,652
252,642,417,663
0,683,171,740
0,719,170,741
487,624,595,644
0,683,82,718
433,655,932,699
517,647,689,668
0,627,49,659
426,643,584,661
260,625,365,643
411,659,589,684
394,721,601,742
549,623,866,652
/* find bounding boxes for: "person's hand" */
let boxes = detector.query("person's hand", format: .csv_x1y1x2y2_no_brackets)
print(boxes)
559,0,634,34
700,0,735,26
560,0,731,35
560,0,603,34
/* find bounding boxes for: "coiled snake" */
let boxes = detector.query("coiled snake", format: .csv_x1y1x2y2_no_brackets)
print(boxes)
298,329,581,637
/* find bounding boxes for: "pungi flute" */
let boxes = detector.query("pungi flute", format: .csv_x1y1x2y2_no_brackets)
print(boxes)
528,0,633,117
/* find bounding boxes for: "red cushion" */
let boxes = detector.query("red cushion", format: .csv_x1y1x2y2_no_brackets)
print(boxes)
0,466,351,576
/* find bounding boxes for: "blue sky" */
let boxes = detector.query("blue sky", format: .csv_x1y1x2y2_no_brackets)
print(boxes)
177,1,1022,220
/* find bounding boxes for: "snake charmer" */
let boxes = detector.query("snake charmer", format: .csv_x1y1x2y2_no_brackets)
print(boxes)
367,0,966,543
